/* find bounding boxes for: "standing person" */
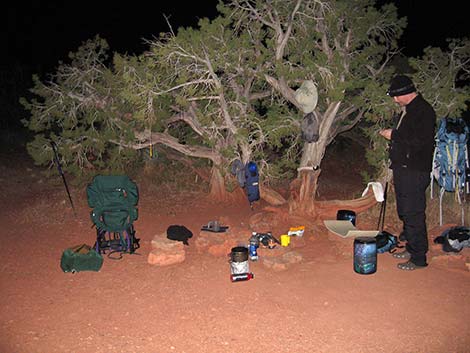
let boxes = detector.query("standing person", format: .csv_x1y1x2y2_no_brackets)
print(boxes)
379,75,436,271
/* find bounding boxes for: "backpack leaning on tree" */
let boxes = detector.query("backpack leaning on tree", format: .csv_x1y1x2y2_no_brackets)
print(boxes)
430,117,470,225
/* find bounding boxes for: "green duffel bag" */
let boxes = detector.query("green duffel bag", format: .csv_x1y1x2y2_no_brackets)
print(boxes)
60,244,103,273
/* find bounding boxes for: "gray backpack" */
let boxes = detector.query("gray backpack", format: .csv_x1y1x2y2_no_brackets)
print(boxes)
301,112,320,143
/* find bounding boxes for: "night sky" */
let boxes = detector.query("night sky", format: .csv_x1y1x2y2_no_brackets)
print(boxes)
3,1,468,71
3,0,219,71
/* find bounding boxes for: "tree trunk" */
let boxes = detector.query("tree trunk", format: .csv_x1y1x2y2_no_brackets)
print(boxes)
288,103,341,216
288,169,320,215
208,167,229,201
259,185,287,205
208,167,247,204
286,101,378,217
298,169,321,203
288,140,325,215
313,189,378,220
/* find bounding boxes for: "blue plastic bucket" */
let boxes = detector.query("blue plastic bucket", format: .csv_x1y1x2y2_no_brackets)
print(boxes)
354,237,377,274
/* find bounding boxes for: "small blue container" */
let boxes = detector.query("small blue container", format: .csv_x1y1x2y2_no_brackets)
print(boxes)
249,242,258,261
354,237,377,274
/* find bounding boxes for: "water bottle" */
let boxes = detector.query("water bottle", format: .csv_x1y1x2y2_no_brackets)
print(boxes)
249,233,259,261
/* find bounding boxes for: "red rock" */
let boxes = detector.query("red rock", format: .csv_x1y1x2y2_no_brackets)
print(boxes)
147,249,186,266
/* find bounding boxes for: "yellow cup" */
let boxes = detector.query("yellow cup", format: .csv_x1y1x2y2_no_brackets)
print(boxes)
280,234,290,247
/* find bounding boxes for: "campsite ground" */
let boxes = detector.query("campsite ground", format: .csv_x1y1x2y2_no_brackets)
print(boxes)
1,139,469,353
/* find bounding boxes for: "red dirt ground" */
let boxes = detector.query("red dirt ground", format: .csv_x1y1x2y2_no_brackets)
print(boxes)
1,143,469,353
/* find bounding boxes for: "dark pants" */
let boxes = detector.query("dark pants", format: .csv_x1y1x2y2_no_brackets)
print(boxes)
393,167,430,266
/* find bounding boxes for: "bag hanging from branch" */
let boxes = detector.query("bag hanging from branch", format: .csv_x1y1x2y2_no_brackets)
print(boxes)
301,111,320,143
295,80,318,114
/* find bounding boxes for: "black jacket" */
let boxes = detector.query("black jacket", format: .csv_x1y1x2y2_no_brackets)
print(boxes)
389,94,436,172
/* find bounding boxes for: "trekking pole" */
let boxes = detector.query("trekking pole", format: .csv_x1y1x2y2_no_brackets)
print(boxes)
377,181,389,231
51,142,76,217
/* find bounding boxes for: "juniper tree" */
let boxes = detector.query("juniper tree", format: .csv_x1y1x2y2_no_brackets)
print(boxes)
24,1,430,215
410,38,470,118
115,0,407,211
21,37,141,176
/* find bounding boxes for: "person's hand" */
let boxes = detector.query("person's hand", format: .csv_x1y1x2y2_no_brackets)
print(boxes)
379,129,392,140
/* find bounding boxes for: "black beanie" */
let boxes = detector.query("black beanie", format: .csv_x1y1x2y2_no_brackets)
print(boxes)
387,75,416,97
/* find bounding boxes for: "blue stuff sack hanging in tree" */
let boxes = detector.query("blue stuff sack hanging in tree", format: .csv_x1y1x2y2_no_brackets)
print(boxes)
245,161,260,205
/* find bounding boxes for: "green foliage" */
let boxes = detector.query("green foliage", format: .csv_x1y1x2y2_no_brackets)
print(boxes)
21,1,468,192
410,38,470,118
22,36,143,177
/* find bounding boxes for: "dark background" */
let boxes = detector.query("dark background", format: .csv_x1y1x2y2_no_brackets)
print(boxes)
1,1,469,133
3,1,220,72
3,1,469,70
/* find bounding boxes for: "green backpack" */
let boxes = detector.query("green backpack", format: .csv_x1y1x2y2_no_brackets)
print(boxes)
86,175,139,232
60,244,103,273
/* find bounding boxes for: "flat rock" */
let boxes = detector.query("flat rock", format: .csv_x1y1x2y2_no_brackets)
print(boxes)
151,233,185,251
195,226,251,257
148,249,186,266
148,232,186,266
